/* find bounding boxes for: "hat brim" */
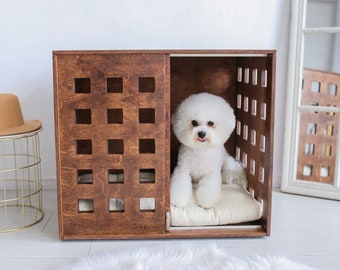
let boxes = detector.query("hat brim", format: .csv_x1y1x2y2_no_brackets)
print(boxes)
0,120,42,136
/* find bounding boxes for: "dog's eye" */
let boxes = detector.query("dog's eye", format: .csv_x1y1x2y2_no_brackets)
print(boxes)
191,120,199,127
207,121,214,127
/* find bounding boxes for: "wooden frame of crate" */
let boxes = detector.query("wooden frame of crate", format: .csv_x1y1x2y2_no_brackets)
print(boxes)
53,50,276,240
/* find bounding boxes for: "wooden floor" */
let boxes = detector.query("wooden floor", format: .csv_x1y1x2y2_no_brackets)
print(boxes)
0,188,339,270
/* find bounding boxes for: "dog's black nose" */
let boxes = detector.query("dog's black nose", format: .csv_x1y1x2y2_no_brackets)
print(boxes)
198,131,206,138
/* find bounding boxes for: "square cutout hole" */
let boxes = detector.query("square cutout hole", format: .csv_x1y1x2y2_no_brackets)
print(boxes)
250,159,256,175
328,84,337,96
138,77,155,93
78,199,94,212
305,143,315,155
243,68,250,83
139,139,155,154
322,145,332,156
242,152,248,168
109,198,125,212
139,169,155,183
303,165,313,176
76,140,92,155
107,109,123,124
311,81,321,93
140,198,155,211
107,78,123,93
307,123,317,134
250,129,256,146
108,139,124,154
77,169,93,184
75,109,91,124
252,69,258,85
324,124,334,136
243,96,249,112
108,169,124,183
237,67,243,82
260,103,267,120
74,78,91,93
251,100,257,116
259,167,265,183
261,70,267,87
259,135,266,152
237,94,242,109
320,166,330,177
139,108,155,123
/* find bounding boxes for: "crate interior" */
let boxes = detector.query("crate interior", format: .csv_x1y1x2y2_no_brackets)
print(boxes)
169,56,273,233
170,57,237,170
54,51,274,239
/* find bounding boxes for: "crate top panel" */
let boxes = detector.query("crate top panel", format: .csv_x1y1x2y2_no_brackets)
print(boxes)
53,50,276,57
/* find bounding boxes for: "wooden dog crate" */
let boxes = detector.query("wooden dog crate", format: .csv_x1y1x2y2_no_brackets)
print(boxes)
53,50,276,240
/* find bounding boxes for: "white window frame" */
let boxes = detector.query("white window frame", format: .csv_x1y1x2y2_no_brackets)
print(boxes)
281,0,340,200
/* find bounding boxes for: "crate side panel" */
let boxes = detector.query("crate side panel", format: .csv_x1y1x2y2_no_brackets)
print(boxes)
235,55,275,235
54,53,169,239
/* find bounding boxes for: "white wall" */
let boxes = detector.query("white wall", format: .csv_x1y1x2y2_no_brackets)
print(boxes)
0,0,291,188
333,2,340,73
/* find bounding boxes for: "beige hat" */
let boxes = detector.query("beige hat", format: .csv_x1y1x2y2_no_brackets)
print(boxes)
0,93,42,136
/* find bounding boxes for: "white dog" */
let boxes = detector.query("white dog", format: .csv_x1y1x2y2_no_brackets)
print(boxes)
170,93,246,209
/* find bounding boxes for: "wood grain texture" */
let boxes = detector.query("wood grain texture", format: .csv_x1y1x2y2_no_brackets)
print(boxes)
297,69,340,184
53,50,275,239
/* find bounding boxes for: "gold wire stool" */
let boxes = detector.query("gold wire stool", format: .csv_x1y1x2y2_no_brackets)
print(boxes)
0,129,43,232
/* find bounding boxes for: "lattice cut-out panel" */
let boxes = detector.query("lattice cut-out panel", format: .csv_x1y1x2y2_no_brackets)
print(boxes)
297,69,340,185
302,69,339,108
297,111,339,184
235,56,275,235
54,52,170,239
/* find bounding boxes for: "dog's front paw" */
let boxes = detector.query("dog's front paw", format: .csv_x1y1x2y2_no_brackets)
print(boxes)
196,197,216,209
195,180,221,209
170,170,192,208
170,193,189,208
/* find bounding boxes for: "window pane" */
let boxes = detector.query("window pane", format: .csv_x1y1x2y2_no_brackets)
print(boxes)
304,33,340,73
306,0,340,28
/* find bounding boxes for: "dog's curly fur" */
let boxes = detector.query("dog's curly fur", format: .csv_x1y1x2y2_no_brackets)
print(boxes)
171,93,246,209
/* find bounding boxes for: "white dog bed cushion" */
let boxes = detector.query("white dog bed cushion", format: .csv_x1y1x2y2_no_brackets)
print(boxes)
170,184,262,226
78,174,262,227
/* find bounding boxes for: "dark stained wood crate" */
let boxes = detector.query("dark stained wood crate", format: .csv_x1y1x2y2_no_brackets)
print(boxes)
53,50,276,240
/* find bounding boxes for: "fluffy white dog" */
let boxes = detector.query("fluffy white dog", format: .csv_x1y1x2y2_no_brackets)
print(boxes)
170,93,246,209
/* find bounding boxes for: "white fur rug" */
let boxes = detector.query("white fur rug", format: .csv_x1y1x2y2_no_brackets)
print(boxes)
58,243,316,270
